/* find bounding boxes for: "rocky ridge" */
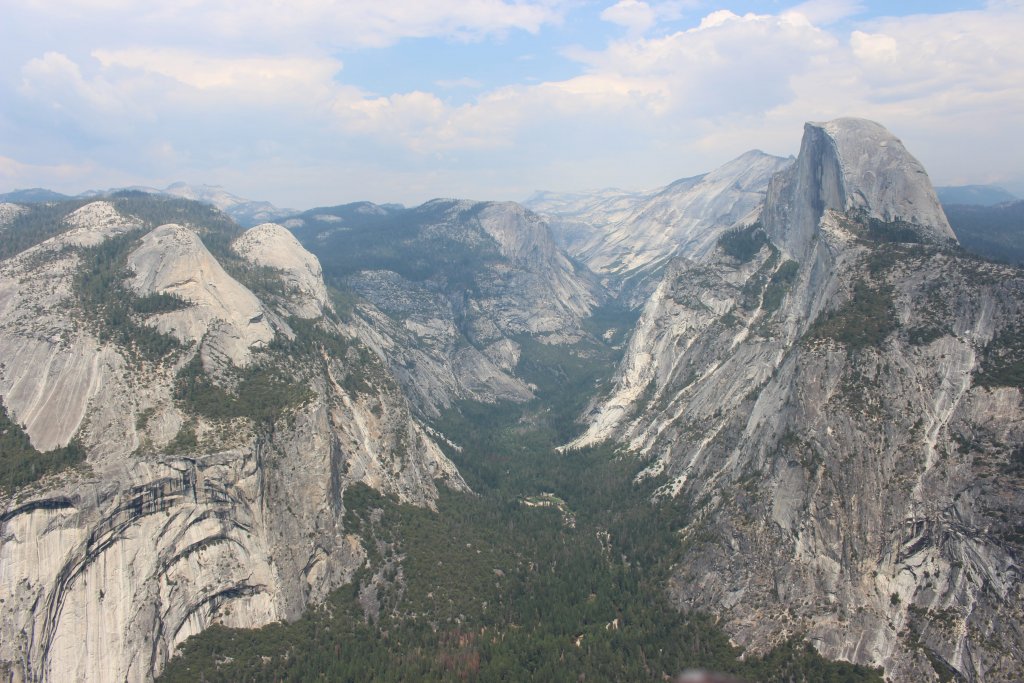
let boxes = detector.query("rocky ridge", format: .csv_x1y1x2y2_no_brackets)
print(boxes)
571,118,1024,681
158,183,296,227
523,187,646,252
76,183,296,228
0,118,1020,683
0,199,464,682
528,150,792,304
764,118,955,262
290,198,602,416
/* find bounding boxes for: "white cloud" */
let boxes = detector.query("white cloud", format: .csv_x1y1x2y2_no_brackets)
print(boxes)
318,6,838,156
339,91,448,146
566,10,837,123
91,49,342,100
3,2,1023,205
601,1,658,35
849,31,898,64
20,52,126,113
18,0,569,48
600,0,697,35
786,0,864,25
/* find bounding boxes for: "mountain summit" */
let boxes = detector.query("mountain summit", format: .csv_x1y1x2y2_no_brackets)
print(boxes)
765,118,955,259
0,196,464,682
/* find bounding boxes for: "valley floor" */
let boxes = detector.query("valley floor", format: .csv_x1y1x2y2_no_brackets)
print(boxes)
160,338,882,682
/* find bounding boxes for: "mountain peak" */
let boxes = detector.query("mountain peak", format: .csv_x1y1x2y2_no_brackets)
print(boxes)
233,222,329,319
811,118,953,232
765,117,955,258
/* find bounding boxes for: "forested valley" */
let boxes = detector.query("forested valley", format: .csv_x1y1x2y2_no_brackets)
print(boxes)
160,327,882,682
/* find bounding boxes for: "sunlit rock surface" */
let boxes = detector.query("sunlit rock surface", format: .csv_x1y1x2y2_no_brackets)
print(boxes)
529,150,792,303
126,223,275,368
764,118,955,260
233,222,329,319
0,200,465,682
572,119,1023,681
0,203,24,226
294,198,601,417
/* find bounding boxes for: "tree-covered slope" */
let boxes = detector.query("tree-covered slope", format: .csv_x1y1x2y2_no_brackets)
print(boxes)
945,200,1024,265
162,370,882,683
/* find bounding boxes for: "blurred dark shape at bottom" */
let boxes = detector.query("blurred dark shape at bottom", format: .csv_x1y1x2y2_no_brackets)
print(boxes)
677,671,747,683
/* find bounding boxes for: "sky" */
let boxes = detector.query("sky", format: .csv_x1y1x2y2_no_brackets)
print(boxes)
1,0,1022,209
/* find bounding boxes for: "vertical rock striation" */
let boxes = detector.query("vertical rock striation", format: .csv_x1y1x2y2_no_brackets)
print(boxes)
764,118,955,260
573,118,1023,681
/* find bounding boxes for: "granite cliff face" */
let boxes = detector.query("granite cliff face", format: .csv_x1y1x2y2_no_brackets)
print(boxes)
126,223,276,368
0,199,464,682
764,118,956,260
289,199,602,416
572,119,1024,681
528,150,792,304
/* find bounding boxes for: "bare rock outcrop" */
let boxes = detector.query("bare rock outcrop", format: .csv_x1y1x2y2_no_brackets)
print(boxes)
573,119,1023,681
764,118,956,260
0,203,24,226
126,223,274,368
471,200,598,340
0,202,141,452
233,222,329,318
529,150,792,303
292,198,601,417
0,198,466,683
60,201,139,247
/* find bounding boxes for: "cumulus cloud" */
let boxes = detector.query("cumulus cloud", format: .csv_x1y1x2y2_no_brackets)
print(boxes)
2,1,1023,205
600,0,696,36
787,0,864,24
20,52,126,113
565,9,837,123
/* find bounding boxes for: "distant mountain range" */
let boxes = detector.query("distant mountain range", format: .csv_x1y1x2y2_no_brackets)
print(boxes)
935,184,1017,206
0,188,72,203
0,183,296,227
527,150,793,306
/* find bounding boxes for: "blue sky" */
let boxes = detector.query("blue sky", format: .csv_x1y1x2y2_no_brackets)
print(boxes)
1,1,1020,208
